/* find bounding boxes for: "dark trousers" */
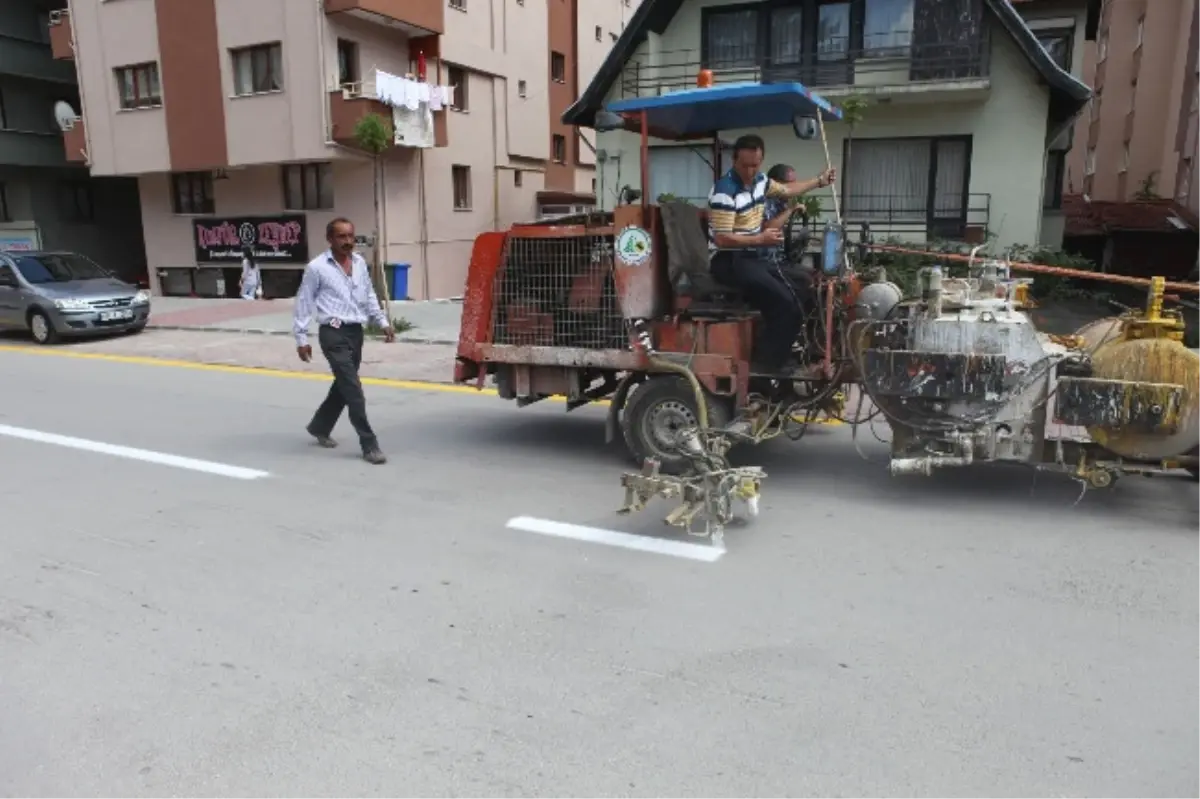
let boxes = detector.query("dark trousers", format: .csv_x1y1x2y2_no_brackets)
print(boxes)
711,249,804,368
309,323,378,452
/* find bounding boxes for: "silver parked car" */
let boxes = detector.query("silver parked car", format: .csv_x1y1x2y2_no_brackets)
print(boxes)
0,251,151,345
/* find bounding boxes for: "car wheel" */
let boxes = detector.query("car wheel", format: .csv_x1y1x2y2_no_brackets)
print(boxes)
127,323,146,335
27,309,58,345
620,375,733,476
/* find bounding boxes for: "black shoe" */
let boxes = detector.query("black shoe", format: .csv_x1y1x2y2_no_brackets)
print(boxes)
363,449,388,465
306,426,338,448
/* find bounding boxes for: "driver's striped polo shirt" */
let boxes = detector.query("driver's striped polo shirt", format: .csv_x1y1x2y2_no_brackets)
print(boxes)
707,168,789,251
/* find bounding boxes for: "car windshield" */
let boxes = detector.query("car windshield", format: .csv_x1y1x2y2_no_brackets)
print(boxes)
12,253,111,284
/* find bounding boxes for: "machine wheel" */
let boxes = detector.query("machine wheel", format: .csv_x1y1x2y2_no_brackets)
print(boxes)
27,309,58,345
1186,446,1199,482
620,375,731,476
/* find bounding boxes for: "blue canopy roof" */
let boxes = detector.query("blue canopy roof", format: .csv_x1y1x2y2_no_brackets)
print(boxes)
606,82,842,138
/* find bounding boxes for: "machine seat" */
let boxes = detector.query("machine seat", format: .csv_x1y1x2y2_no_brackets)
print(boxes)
659,202,749,315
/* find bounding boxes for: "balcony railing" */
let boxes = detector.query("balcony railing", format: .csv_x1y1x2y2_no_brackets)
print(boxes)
620,33,988,97
328,82,447,148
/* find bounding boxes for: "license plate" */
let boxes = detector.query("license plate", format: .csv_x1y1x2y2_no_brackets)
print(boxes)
99,310,133,322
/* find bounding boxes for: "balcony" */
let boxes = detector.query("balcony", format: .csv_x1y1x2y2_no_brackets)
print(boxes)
323,0,442,36
620,33,989,104
328,85,447,149
49,9,73,61
62,117,87,163
0,31,75,83
0,129,69,168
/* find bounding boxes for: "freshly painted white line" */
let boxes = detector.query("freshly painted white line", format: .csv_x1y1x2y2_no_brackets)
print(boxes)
0,424,270,480
506,516,724,562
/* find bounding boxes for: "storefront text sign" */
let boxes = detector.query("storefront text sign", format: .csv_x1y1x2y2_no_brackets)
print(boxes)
193,215,309,263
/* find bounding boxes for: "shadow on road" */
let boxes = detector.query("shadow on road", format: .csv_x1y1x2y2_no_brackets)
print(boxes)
453,409,1199,533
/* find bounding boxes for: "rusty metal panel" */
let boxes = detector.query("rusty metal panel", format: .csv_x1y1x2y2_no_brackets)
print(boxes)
491,230,624,350
613,204,668,320
457,231,507,356
863,349,1007,399
1053,377,1184,432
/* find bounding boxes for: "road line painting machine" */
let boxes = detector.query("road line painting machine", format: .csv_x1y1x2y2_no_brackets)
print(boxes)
453,82,1200,543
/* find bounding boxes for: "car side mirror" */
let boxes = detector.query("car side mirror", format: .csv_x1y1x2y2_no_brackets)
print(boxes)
792,114,818,140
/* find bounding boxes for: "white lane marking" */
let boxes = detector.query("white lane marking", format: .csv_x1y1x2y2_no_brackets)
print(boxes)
506,516,724,562
0,424,270,481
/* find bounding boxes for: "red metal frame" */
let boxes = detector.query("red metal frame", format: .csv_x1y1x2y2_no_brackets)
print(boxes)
453,91,851,416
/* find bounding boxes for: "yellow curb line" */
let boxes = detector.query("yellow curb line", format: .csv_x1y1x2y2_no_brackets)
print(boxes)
0,344,842,425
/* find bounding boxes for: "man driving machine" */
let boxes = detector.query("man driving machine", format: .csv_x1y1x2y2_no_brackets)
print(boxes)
707,135,834,373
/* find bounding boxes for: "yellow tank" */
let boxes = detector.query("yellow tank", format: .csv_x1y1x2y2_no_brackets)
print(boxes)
1075,311,1200,461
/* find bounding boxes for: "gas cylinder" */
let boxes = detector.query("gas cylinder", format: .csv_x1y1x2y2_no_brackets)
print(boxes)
1075,315,1200,461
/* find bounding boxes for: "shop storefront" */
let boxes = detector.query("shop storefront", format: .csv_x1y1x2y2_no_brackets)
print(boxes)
158,214,311,299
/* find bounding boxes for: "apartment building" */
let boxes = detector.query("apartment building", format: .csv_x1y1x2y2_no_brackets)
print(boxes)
51,0,640,300
0,0,144,280
1065,0,1199,213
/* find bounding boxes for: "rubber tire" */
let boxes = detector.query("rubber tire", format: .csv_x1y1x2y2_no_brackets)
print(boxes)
28,309,58,345
620,374,732,476
1187,446,1199,482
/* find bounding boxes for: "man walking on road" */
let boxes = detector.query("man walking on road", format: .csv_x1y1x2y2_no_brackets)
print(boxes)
293,217,394,465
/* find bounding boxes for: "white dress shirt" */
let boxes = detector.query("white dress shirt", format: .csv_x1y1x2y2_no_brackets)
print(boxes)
293,250,389,347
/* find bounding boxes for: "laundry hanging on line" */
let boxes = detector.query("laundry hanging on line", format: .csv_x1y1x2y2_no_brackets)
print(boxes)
373,69,454,111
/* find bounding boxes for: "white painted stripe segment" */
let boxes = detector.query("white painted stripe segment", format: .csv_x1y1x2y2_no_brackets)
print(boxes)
506,516,724,562
0,424,270,480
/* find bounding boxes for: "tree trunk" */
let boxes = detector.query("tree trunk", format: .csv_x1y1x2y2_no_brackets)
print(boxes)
372,156,391,319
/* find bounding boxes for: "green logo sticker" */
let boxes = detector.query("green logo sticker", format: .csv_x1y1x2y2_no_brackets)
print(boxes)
616,226,652,266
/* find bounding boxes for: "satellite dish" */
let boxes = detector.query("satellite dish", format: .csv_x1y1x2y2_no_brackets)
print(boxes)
54,101,78,132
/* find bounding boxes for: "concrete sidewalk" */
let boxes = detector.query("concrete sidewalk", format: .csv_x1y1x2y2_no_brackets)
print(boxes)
147,296,463,345
0,327,461,385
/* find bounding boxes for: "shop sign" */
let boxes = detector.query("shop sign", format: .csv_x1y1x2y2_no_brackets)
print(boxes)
193,215,309,263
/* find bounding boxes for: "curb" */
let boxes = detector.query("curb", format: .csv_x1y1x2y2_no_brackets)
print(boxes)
147,324,458,346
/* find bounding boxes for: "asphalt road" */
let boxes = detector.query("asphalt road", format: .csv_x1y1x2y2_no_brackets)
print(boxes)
1,347,1196,797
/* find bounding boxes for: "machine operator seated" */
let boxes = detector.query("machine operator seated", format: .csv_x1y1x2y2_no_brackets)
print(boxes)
707,134,834,374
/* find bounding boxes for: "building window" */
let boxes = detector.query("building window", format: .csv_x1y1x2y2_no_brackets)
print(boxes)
1085,147,1096,176
282,163,334,210
0,183,9,222
449,0,465,11
447,65,468,110
551,52,566,83
552,134,566,163
842,136,972,236
1036,29,1073,72
518,79,527,97
171,171,215,215
1043,152,1066,210
337,39,359,86
114,63,162,110
863,0,913,55
58,181,95,223
703,7,760,69
452,165,471,209
231,43,284,95
595,26,602,41
514,169,523,187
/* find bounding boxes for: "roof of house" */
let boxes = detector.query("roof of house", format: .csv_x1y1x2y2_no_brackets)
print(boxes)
563,0,1093,139
1063,195,1200,236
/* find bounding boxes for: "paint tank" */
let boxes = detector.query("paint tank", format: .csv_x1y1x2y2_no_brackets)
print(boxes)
1077,317,1200,460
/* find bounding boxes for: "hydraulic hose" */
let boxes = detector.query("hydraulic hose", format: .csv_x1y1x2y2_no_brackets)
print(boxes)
631,320,709,431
